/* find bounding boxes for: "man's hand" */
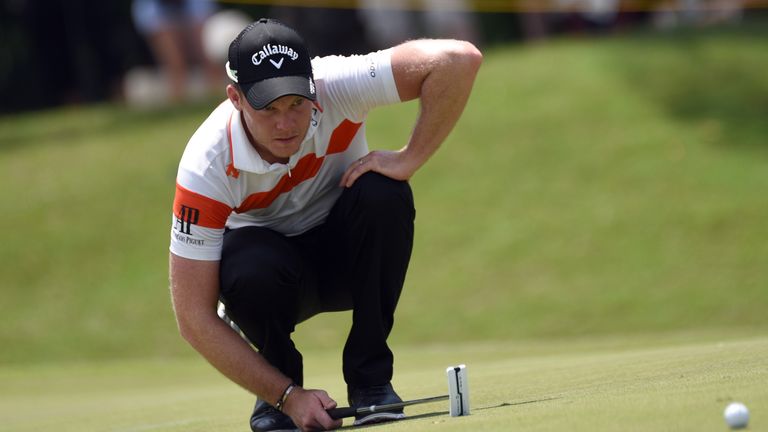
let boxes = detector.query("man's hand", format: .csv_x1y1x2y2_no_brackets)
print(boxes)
340,150,413,188
283,387,343,431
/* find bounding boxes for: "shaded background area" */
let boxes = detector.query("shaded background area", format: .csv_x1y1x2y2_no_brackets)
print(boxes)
610,27,768,150
2,0,761,112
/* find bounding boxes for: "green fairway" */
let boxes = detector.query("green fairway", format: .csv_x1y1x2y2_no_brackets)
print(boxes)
2,333,765,431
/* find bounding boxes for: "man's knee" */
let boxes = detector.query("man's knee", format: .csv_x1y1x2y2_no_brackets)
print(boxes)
347,172,415,218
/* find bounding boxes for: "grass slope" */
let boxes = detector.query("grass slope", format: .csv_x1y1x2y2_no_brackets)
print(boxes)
1,24,767,364
1,333,765,431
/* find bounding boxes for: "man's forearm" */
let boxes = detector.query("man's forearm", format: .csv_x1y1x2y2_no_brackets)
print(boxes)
169,253,292,406
183,314,293,406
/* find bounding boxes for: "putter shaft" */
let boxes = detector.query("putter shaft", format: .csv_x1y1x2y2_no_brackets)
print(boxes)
327,395,449,419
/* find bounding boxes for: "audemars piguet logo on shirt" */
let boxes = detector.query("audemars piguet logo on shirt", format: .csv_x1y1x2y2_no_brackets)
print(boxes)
175,205,200,234
252,44,300,68
173,204,205,246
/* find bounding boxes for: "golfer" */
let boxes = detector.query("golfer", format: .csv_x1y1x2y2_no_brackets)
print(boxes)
169,18,481,432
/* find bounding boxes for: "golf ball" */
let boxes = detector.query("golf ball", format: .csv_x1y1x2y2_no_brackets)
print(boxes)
724,402,749,429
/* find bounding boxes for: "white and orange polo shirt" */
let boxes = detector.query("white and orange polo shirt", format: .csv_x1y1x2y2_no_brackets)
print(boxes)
170,49,400,261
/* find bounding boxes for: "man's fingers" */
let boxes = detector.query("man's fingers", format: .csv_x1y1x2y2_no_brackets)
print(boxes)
310,391,342,431
340,156,370,188
316,392,337,410
316,411,343,431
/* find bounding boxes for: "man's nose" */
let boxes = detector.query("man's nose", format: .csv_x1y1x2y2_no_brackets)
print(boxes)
274,113,294,131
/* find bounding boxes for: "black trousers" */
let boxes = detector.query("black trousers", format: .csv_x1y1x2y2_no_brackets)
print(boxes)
219,172,415,389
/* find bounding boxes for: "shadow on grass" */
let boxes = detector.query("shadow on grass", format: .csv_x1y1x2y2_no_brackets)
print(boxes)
475,396,562,411
607,21,768,151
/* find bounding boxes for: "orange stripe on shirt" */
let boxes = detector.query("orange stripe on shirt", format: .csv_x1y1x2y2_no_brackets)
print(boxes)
327,120,362,154
235,152,324,211
235,119,362,212
173,183,233,229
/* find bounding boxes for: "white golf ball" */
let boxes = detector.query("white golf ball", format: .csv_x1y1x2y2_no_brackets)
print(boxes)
724,402,749,429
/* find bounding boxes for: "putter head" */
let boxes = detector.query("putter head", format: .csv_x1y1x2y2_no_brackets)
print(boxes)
446,364,470,416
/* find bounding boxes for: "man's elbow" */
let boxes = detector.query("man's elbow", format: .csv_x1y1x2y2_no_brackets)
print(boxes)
175,313,198,345
455,40,483,72
174,309,211,348
433,40,482,80
176,317,194,344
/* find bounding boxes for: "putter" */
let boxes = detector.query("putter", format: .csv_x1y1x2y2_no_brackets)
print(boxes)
327,364,470,420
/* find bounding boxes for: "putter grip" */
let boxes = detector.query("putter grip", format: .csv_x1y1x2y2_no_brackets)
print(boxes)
326,406,357,419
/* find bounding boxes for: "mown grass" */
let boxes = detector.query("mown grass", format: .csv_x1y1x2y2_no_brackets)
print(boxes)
1,333,765,431
1,23,767,365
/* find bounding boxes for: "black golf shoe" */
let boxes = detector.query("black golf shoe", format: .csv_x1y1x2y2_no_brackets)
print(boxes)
250,399,298,432
348,382,406,426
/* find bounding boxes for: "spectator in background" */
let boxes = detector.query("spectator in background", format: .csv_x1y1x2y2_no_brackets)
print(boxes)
8,0,134,110
132,0,222,102
653,0,744,29
358,0,480,50
267,6,373,56
420,0,481,43
520,0,621,41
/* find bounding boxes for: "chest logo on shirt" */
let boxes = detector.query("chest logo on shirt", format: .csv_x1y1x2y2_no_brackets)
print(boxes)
175,205,200,235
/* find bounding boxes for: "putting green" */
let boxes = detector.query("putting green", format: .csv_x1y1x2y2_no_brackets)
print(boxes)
1,332,764,431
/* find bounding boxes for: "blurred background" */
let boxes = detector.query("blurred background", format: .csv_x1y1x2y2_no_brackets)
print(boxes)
1,0,767,367
1,0,762,112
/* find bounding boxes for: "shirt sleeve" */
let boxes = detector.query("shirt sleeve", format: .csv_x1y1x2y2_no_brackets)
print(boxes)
313,48,401,122
169,177,233,261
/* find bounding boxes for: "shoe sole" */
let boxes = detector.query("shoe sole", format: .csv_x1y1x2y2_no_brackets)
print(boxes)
252,424,299,431
353,412,406,426
251,427,298,432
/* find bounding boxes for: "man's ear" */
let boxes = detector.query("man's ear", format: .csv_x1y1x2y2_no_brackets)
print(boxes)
226,84,243,111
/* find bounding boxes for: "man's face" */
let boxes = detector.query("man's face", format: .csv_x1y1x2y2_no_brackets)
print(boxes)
228,86,313,164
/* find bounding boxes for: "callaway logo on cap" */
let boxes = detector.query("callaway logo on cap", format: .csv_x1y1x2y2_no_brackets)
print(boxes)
226,18,316,110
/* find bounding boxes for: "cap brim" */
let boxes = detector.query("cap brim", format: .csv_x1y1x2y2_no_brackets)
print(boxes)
241,75,316,110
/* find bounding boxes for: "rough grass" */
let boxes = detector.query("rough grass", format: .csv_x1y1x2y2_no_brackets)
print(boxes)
1,24,768,364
